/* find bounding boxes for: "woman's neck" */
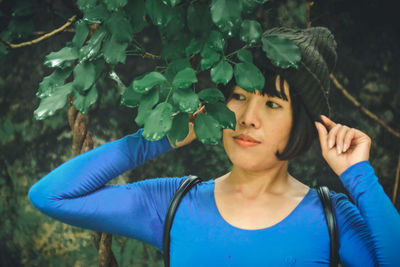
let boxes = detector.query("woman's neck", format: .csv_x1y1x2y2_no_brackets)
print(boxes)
217,161,292,200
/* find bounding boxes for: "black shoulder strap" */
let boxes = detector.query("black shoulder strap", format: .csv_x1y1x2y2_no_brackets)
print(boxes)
163,175,202,267
163,181,339,267
317,186,340,267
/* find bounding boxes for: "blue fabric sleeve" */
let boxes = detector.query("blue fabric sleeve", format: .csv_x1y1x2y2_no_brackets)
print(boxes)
337,161,400,266
28,129,183,251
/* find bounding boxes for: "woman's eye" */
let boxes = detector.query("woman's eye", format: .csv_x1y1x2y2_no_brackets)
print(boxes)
266,101,281,109
232,93,245,100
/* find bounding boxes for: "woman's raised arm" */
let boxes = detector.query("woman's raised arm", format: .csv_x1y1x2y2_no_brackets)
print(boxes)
28,129,182,250
315,116,400,265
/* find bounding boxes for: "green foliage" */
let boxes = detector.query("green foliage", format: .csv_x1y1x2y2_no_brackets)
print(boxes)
262,34,301,69
194,113,222,145
25,0,302,145
167,112,189,147
143,102,174,141
234,62,265,91
237,49,253,62
211,60,234,85
198,88,226,104
240,20,262,44
132,72,167,94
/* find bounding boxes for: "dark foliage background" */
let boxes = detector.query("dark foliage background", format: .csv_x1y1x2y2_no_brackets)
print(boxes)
0,0,399,266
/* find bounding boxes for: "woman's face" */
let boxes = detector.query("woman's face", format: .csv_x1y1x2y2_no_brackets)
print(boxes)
222,78,293,171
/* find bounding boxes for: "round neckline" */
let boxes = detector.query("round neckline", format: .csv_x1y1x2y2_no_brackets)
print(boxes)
209,179,312,232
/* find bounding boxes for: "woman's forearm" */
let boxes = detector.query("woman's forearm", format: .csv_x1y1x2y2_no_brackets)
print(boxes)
28,128,172,215
340,161,400,265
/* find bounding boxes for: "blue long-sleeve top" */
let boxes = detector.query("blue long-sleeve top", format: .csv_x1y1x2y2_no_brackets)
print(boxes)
28,129,400,266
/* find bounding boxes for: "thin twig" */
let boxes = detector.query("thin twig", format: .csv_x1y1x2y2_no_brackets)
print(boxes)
142,52,161,60
0,15,77,49
32,29,75,35
392,154,400,206
330,74,400,139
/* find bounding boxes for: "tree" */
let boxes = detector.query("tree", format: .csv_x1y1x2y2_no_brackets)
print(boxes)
1,0,399,266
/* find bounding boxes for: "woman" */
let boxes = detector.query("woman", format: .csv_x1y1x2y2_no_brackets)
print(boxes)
29,27,400,266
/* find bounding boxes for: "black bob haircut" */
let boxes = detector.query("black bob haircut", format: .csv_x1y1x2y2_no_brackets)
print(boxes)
218,51,318,161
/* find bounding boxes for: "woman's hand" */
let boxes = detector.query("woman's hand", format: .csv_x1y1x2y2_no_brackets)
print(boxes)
315,115,372,176
167,104,206,149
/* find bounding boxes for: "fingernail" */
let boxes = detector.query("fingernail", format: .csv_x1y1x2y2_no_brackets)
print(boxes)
337,146,341,155
343,145,348,153
328,140,333,149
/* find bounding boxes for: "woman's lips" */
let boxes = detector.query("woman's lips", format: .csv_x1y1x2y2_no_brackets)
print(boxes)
232,134,261,147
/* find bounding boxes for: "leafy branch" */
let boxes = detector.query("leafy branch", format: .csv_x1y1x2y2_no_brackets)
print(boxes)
0,15,77,49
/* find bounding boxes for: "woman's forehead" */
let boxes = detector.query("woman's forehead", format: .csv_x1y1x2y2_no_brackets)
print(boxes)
233,75,291,101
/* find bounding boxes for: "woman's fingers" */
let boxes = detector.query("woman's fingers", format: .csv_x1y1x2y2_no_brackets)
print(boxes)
343,128,356,152
315,121,328,153
189,104,206,123
317,116,359,154
327,123,342,151
321,115,336,130
335,125,352,154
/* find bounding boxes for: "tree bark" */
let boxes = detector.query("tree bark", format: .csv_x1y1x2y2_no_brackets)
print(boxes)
68,96,118,267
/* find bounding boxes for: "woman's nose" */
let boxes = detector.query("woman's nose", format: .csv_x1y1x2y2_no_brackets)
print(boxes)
238,102,261,128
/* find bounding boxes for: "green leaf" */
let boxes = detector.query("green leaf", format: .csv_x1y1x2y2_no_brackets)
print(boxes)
77,0,97,10
234,62,265,91
240,20,262,44
161,39,187,60
161,8,185,40
79,27,107,61
83,4,110,24
262,35,301,69
198,88,225,104
164,58,191,82
161,0,181,7
242,0,258,14
125,0,147,33
172,67,197,89
242,0,268,14
206,102,236,130
167,112,189,147
72,85,98,114
210,0,242,35
172,88,200,113
44,47,78,68
237,49,253,62
206,30,226,52
94,58,105,77
135,88,160,126
102,36,128,65
185,38,203,56
132,72,166,94
211,60,233,85
146,0,173,26
143,102,174,141
105,11,133,43
194,113,221,145
200,46,220,70
121,87,142,108
72,20,89,48
73,62,96,91
187,3,213,35
36,67,73,99
104,0,128,11
34,83,73,120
